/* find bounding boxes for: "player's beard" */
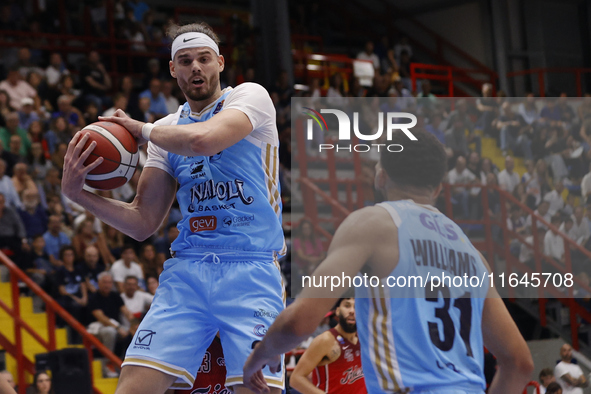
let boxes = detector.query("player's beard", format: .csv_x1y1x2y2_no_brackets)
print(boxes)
183,72,220,102
338,312,356,333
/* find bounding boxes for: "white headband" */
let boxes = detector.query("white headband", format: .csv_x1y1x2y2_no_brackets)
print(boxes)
171,32,220,60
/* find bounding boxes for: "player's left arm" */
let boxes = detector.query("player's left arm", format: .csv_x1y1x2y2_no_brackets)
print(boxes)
244,207,393,393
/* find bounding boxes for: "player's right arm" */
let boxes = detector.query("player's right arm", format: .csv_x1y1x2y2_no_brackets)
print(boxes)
290,333,335,394
481,251,534,394
61,132,176,241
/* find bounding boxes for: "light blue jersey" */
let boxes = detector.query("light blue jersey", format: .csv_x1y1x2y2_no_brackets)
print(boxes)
126,83,286,390
145,83,285,257
356,200,489,393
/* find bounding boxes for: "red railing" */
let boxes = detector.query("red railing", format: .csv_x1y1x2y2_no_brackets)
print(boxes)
0,252,122,394
523,381,541,394
410,63,497,98
292,50,373,87
507,68,591,97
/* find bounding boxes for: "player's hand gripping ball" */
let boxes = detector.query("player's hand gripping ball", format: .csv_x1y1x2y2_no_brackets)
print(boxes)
81,121,139,190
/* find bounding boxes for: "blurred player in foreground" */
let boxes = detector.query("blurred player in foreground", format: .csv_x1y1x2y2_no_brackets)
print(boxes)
244,129,533,394
290,298,365,394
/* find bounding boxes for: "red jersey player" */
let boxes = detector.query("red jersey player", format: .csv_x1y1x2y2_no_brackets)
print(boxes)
290,298,366,394
176,336,230,394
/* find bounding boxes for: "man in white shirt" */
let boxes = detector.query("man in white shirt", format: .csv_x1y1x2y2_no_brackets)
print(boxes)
102,93,129,118
0,159,23,210
447,156,477,219
110,245,144,293
544,215,565,263
568,207,590,245
498,155,520,193
526,200,552,231
120,275,153,327
555,343,588,394
162,80,180,114
543,179,565,216
581,163,591,204
356,40,380,71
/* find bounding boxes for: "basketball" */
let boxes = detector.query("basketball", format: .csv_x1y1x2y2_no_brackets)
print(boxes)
81,121,139,190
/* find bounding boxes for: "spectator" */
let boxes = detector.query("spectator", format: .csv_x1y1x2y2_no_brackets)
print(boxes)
103,223,125,260
87,272,133,360
127,0,150,23
394,36,413,64
52,95,84,129
17,188,48,239
498,155,520,193
8,135,24,160
444,116,470,158
0,159,23,209
102,93,129,118
447,156,478,219
555,343,587,394
476,82,499,138
0,371,15,391
518,93,540,126
55,245,87,325
120,275,153,323
20,234,54,292
17,97,39,131
79,51,112,110
146,275,158,296
292,219,326,278
45,53,69,88
526,200,552,231
545,128,570,180
138,78,168,120
582,163,591,204
27,142,52,182
162,80,179,114
141,58,167,90
138,243,161,279
543,179,566,216
12,163,37,196
326,73,346,107
519,227,548,269
1,112,31,157
356,40,380,72
26,371,54,394
0,67,37,111
43,215,71,266
544,215,565,263
0,192,27,259
539,367,557,394
496,101,532,159
110,244,144,292
131,96,153,123
0,90,14,127
80,245,105,294
397,50,413,91
425,111,446,146
72,217,112,265
545,382,562,394
15,48,44,79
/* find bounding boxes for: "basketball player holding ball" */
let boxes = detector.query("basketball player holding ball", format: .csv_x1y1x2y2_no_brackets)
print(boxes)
243,130,534,394
62,22,285,394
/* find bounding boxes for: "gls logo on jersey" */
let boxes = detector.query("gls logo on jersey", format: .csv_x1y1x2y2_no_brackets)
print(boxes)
303,107,417,152
190,216,217,232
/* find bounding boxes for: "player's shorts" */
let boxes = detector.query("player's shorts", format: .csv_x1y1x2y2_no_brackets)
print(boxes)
122,250,286,390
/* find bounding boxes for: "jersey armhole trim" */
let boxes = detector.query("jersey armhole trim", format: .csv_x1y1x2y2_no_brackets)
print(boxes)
376,203,402,227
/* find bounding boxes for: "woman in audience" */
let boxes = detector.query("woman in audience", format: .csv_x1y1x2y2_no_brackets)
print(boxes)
103,222,125,261
72,218,112,266
138,243,161,279
27,142,53,183
292,218,326,278
26,371,54,394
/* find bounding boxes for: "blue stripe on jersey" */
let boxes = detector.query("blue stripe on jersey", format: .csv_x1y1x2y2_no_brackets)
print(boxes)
356,200,488,393
167,93,284,256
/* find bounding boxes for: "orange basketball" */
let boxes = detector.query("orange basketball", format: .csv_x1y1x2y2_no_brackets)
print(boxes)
81,121,139,190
